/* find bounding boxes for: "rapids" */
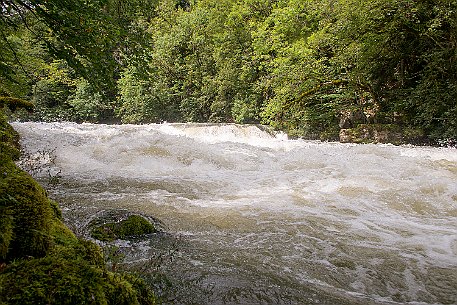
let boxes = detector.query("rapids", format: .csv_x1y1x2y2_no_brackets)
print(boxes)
12,122,457,305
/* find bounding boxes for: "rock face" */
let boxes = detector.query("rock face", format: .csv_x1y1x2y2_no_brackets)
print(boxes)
339,124,424,145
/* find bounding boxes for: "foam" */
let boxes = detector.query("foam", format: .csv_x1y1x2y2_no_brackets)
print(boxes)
12,122,457,304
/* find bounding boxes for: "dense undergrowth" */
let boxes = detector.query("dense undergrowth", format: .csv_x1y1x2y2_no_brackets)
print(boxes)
0,102,157,304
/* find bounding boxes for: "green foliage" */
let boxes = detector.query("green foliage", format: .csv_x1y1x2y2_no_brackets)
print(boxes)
1,0,456,143
2,0,121,92
91,215,157,242
116,66,181,123
327,0,457,141
68,79,106,122
256,0,457,141
32,78,75,121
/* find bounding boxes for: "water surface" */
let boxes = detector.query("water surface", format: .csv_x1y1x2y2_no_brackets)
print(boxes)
13,122,457,304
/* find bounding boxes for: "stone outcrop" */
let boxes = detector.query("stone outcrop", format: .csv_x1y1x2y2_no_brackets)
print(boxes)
339,124,424,145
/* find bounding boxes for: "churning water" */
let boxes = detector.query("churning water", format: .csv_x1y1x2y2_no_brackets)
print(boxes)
12,122,457,305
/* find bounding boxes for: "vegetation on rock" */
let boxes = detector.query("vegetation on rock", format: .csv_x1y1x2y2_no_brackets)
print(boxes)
91,215,157,242
0,255,156,305
0,97,34,113
0,110,157,304
0,173,53,260
339,124,425,145
0,112,20,161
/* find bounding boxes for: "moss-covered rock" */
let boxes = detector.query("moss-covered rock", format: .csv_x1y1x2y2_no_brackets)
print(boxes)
91,215,157,242
0,206,13,259
0,254,156,305
0,172,53,260
0,111,20,162
0,96,34,113
0,213,157,304
0,109,57,261
0,220,157,304
339,124,425,145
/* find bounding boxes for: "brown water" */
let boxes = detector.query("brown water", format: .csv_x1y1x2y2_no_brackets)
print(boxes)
13,122,457,305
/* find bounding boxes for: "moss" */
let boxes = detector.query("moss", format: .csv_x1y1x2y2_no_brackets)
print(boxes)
51,238,105,269
0,141,20,162
91,223,117,241
0,214,157,303
0,206,13,260
49,216,78,244
0,255,156,305
49,199,63,220
0,112,20,161
0,96,34,113
0,172,53,260
91,215,156,242
116,215,156,238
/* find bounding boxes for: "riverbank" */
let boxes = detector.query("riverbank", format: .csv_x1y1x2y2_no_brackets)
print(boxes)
0,106,157,304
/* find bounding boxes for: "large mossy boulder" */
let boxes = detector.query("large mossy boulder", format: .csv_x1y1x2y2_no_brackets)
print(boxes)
1,110,53,261
0,172,53,260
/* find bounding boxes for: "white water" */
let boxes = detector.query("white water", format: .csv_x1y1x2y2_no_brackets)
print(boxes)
13,122,457,304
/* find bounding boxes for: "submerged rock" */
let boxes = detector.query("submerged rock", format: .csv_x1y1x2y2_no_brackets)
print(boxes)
89,211,158,242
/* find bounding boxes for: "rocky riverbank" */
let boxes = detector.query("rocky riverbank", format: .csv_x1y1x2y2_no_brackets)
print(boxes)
0,102,157,305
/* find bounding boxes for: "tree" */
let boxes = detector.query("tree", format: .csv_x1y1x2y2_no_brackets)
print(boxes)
1,0,118,90
331,0,457,140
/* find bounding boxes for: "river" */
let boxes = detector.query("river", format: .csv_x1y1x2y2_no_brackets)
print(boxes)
12,122,457,305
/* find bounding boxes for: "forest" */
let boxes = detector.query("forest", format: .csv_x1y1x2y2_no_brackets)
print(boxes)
1,0,456,142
